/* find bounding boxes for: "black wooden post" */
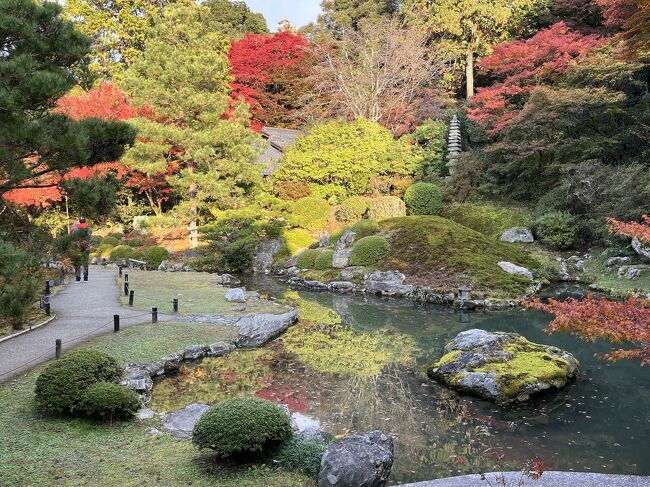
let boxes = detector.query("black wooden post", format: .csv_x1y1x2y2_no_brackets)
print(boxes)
45,280,51,295
113,314,120,332
45,301,51,316
118,266,123,277
124,273,129,283
151,307,158,324
124,281,129,296
128,290,134,306
55,339,62,359
173,298,178,313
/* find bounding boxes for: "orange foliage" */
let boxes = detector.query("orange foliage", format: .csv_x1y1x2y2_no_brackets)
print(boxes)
607,215,650,244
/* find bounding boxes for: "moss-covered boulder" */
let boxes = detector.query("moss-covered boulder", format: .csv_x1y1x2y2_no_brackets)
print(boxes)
427,329,579,405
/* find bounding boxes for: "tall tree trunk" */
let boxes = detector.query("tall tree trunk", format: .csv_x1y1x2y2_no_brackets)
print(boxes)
187,161,198,249
465,45,474,100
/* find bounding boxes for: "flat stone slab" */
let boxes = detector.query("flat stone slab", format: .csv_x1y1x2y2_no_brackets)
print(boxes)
162,403,209,438
236,310,299,348
399,472,650,487
428,329,579,404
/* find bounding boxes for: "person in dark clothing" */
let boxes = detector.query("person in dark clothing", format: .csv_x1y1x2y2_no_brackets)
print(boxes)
69,216,92,282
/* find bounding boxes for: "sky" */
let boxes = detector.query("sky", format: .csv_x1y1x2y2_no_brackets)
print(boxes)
244,0,322,30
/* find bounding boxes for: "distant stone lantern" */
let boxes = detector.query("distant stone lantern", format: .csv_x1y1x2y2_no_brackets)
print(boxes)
458,286,472,301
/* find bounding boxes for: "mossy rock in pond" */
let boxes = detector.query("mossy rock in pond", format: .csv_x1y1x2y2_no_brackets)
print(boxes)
427,329,579,405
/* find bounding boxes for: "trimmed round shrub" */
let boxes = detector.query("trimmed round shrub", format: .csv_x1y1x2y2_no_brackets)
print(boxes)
144,246,169,269
79,382,141,421
349,236,391,266
129,249,145,262
192,397,293,458
290,196,331,231
296,249,320,269
109,245,133,262
337,196,369,222
534,212,577,250
124,238,145,248
349,219,379,239
283,228,314,256
314,249,334,270
276,180,312,201
35,349,123,415
94,244,114,258
101,236,120,246
404,182,443,215
367,196,406,221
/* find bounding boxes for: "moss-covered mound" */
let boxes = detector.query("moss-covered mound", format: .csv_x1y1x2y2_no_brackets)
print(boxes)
440,204,532,239
378,216,539,297
427,329,579,405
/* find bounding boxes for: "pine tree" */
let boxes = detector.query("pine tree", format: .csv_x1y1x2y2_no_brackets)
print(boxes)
121,3,261,248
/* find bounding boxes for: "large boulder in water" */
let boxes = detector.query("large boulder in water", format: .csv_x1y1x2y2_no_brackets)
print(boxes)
427,329,579,405
236,310,299,348
318,431,394,487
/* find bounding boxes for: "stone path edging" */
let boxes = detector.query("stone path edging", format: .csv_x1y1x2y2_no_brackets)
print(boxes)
0,314,57,345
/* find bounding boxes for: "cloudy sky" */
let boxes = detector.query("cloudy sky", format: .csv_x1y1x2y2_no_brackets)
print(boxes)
244,0,322,30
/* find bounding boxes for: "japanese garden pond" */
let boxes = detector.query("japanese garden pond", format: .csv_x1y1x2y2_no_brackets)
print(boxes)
150,277,650,484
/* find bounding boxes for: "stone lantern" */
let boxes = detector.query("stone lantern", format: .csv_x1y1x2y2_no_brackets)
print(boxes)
458,285,472,301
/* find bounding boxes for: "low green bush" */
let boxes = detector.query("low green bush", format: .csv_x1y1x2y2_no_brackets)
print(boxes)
534,211,577,250
109,245,133,262
35,349,123,415
283,228,314,256
404,182,442,215
124,238,145,248
272,438,329,476
289,197,331,231
143,246,169,269
101,236,120,247
349,219,379,239
89,236,102,247
366,196,406,221
314,250,334,270
192,397,293,459
336,196,369,222
296,249,320,269
79,382,140,422
94,244,114,258
349,236,391,266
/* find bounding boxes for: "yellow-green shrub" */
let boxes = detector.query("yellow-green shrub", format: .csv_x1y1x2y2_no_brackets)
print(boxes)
349,236,391,266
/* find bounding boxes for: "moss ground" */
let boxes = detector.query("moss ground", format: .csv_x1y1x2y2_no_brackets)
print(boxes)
378,216,540,298
0,322,314,487
439,203,532,239
119,270,286,316
583,253,650,297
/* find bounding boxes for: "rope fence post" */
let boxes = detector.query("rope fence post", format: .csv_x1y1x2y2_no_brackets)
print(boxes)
113,314,120,333
129,290,134,307
45,280,51,296
124,273,129,283
173,298,178,313
55,339,62,359
152,307,158,324
124,281,129,296
45,299,51,317
118,266,123,277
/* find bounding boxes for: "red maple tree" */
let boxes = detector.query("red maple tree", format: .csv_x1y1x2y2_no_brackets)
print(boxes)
229,31,310,129
468,22,605,134
608,214,650,243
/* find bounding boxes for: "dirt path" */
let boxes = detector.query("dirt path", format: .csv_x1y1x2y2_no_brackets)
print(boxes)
0,267,172,382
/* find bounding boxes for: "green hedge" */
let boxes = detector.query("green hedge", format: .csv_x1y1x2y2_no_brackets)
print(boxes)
192,397,293,459
367,196,406,221
109,245,133,262
144,246,169,269
404,182,442,215
314,250,334,270
296,249,320,269
336,196,369,222
349,236,391,266
79,382,141,421
534,211,577,249
289,197,331,231
35,349,123,415
283,228,314,256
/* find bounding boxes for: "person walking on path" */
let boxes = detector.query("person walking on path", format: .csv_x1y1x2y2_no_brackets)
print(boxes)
69,216,92,282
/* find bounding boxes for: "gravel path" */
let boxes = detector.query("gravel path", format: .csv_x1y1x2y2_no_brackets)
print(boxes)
0,268,172,382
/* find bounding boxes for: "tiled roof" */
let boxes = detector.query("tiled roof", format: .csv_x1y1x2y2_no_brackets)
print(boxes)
256,126,303,176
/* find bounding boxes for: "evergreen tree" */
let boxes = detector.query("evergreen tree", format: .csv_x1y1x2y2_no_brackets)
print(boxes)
319,0,399,32
204,0,269,36
0,0,136,214
121,3,261,247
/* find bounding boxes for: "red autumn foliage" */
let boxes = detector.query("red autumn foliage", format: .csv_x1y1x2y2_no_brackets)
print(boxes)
607,214,650,244
526,295,650,365
597,0,638,27
229,31,309,129
254,384,308,413
468,22,605,134
56,83,143,121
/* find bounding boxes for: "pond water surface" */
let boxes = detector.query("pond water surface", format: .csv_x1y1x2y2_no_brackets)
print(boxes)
151,277,650,484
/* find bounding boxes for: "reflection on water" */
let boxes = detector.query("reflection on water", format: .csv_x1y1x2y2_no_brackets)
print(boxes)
151,277,650,484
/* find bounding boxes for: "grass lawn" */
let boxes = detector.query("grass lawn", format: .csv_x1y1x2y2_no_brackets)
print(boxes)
118,270,287,316
0,321,314,487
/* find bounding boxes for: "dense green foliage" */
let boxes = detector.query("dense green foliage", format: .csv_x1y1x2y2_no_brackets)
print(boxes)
404,182,443,215
143,246,169,269
349,236,391,266
440,204,532,239
204,0,268,36
289,197,330,231
101,236,120,247
274,119,420,202
367,196,406,221
109,245,133,262
534,211,577,249
296,249,321,269
192,397,293,459
337,196,370,222
405,119,448,179
35,350,123,415
349,219,380,239
314,250,334,270
0,240,40,329
271,438,329,476
79,382,141,421
282,228,314,256
319,0,398,31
